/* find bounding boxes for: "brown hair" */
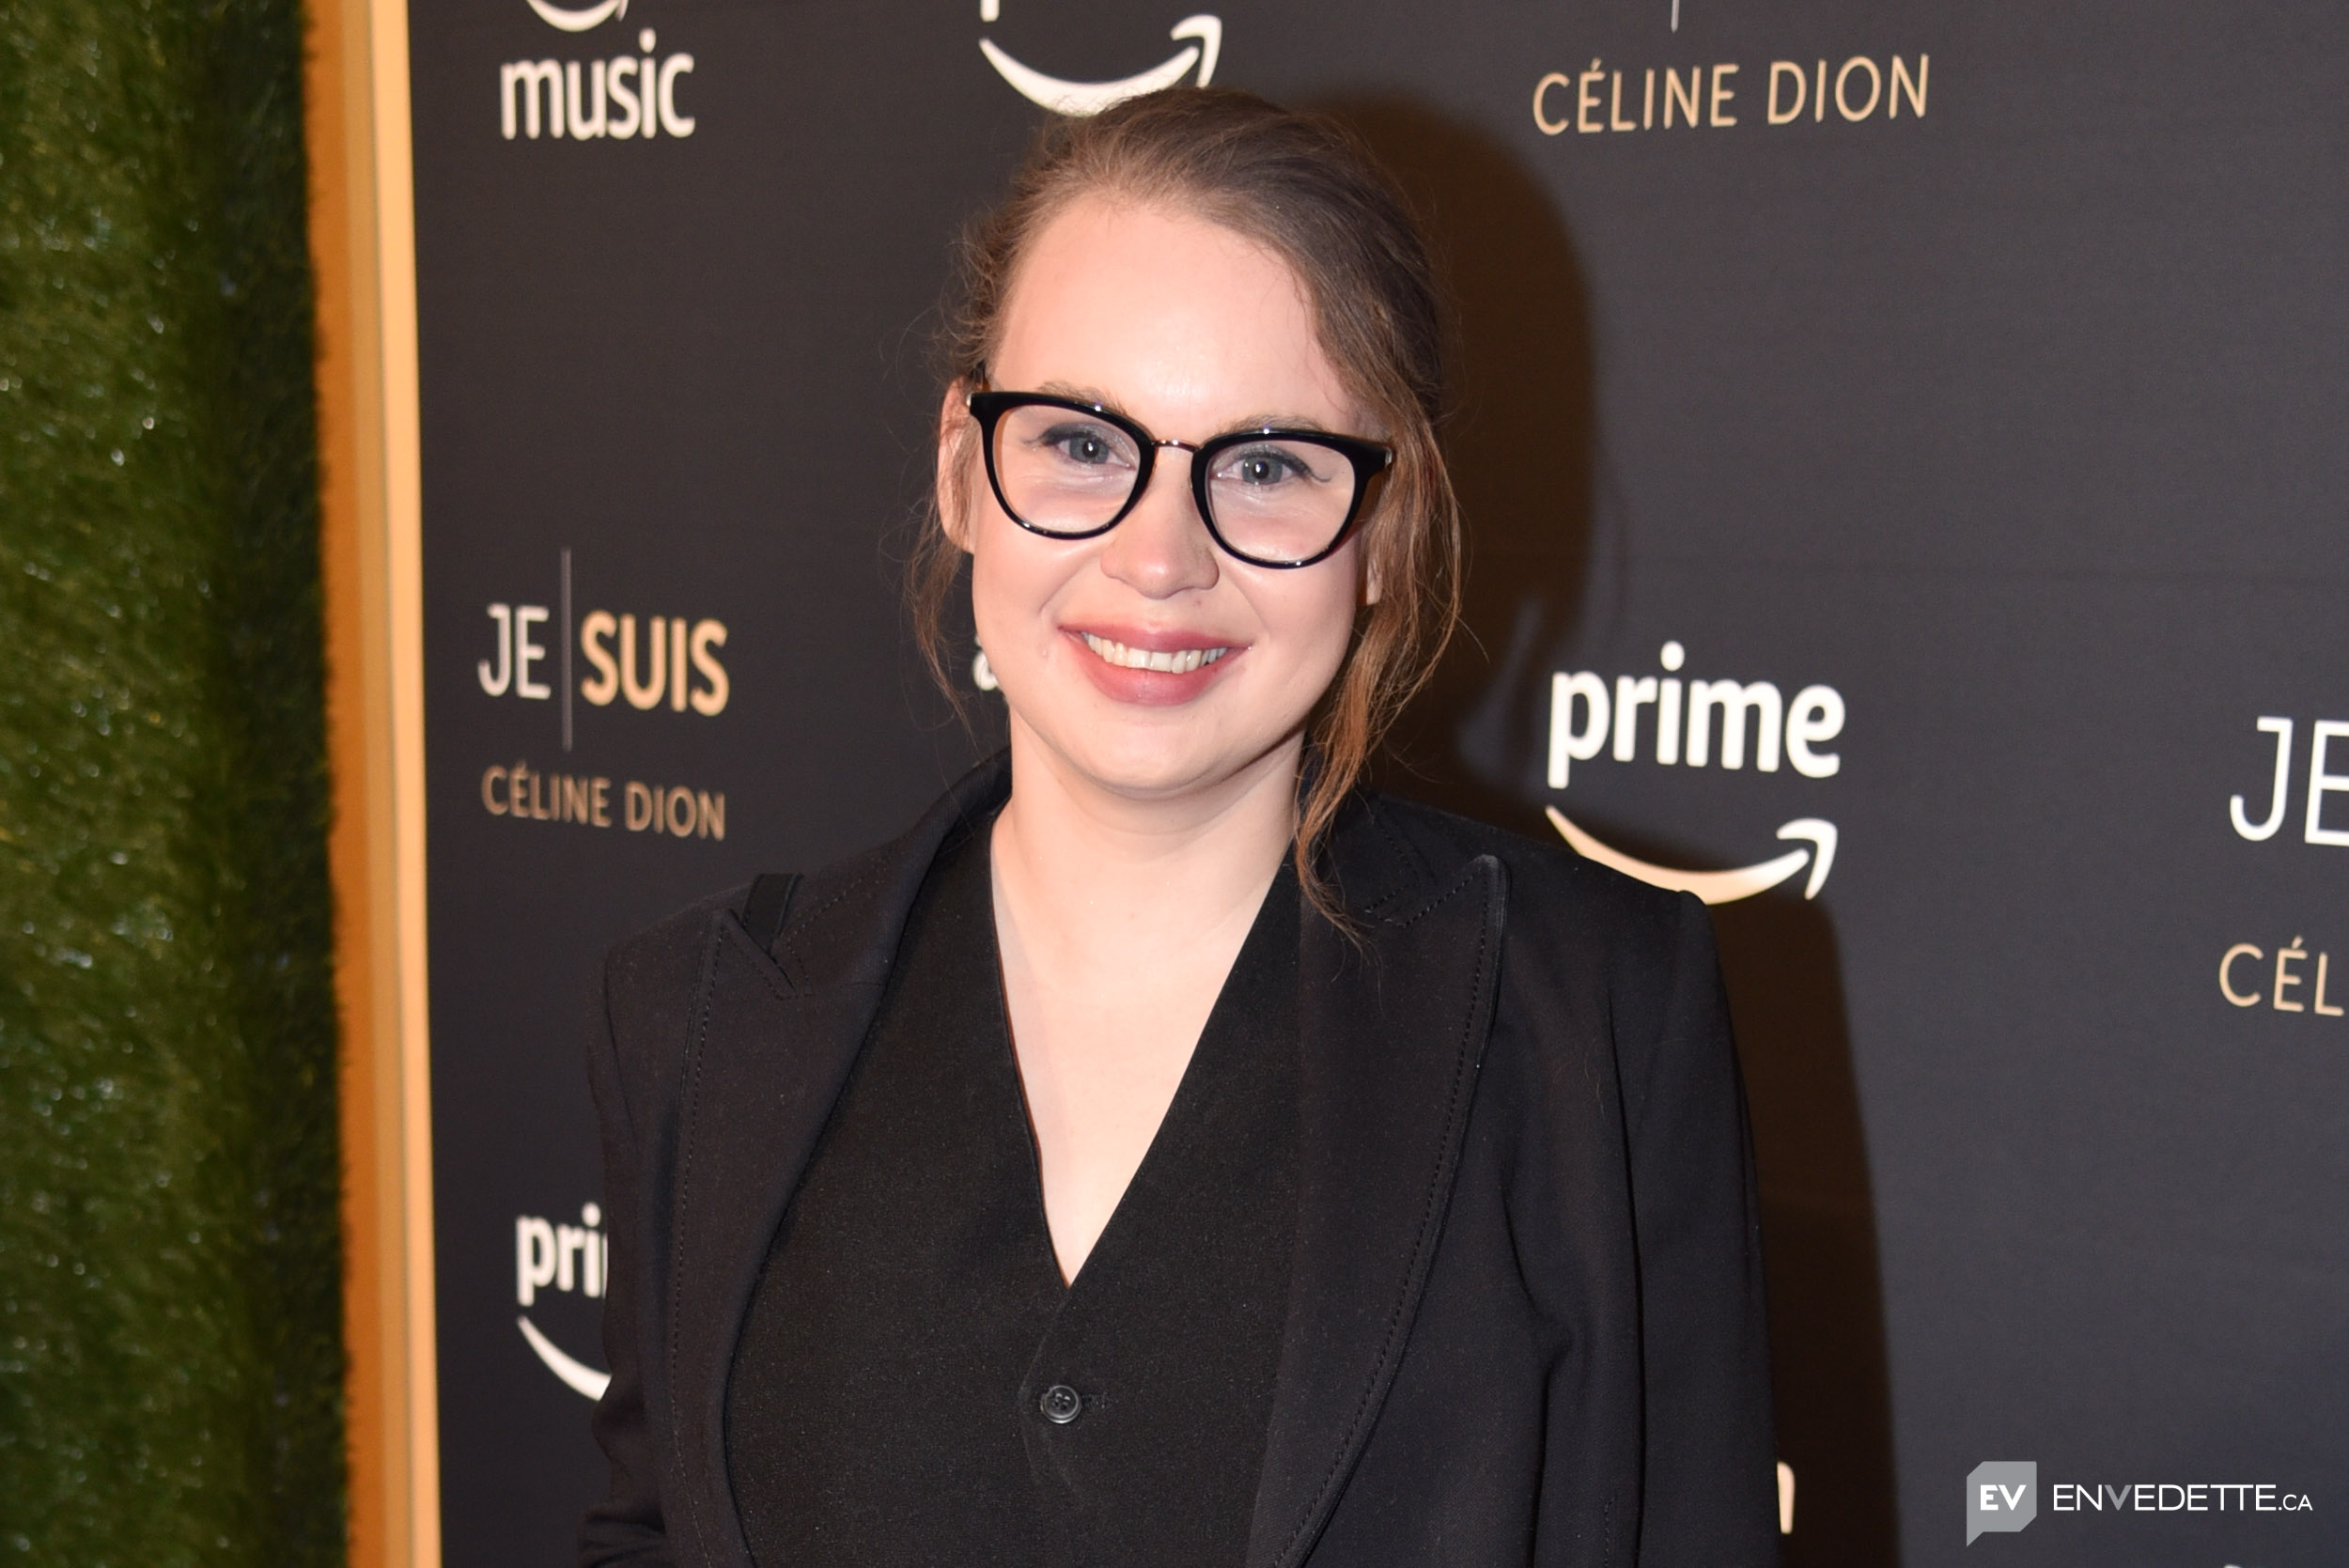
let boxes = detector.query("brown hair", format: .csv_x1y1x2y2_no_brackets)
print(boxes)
912,87,1461,919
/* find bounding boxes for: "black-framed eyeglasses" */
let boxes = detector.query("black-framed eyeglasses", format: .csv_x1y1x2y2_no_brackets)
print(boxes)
967,389,1392,569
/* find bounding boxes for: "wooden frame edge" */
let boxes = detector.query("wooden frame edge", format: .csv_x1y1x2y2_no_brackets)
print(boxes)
307,0,438,1559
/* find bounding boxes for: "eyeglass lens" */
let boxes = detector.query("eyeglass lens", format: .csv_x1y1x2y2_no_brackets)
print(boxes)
990,402,1359,566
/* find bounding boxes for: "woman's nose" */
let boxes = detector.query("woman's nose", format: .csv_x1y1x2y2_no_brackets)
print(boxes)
1097,453,1219,599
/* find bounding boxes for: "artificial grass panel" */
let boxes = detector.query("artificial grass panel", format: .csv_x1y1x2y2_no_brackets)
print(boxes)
0,0,344,1560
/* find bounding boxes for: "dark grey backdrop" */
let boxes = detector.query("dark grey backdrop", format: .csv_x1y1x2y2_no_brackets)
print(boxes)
405,2,2349,1563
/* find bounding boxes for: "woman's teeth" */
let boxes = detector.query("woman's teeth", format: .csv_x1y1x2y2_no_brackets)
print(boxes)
1081,633,1230,675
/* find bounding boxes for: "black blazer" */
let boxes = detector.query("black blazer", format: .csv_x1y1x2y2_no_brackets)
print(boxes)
582,754,1781,1568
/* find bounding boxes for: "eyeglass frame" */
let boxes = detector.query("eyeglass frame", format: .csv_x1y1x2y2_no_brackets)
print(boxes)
965,388,1393,570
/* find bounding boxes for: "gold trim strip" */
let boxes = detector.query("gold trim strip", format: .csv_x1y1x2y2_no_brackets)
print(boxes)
309,0,436,1554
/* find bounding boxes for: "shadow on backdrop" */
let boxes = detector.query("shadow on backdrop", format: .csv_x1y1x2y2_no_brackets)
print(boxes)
1321,96,1901,1567
1712,891,1901,1565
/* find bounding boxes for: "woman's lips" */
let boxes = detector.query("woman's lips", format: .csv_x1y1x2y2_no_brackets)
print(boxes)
1065,628,1242,706
1078,631,1231,675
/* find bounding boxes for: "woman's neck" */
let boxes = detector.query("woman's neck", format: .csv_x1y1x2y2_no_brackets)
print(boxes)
988,719,1299,1279
989,722,1299,955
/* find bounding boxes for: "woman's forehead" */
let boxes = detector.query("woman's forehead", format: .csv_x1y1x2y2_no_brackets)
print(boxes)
991,195,1355,429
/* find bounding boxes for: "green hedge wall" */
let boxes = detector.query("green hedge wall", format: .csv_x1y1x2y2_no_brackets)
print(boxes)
0,0,344,1560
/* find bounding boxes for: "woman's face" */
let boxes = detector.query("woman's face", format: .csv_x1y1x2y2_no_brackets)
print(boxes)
942,195,1371,808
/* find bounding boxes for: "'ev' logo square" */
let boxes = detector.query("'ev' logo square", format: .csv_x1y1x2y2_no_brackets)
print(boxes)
1967,1461,2038,1544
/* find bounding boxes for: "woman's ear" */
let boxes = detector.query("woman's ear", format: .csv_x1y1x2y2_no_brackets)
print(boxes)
935,380,976,554
1362,551,1382,607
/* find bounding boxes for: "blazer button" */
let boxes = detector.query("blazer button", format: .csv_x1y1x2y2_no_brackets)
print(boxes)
1038,1384,1082,1424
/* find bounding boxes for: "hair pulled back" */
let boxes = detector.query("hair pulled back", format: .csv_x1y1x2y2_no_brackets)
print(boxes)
915,86,1461,918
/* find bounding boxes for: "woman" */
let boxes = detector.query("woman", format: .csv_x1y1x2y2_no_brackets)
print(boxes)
583,88,1778,1568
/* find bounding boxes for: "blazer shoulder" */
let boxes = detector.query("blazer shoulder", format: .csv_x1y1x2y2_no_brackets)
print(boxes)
595,750,1005,1080
1357,790,1688,937
603,884,745,1018
587,835,898,1150
596,884,748,1126
1357,797,1719,1098
595,829,884,1037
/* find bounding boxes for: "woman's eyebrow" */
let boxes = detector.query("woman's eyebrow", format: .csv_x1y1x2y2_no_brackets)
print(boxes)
1222,412,1337,435
1035,379,1119,409
1029,382,1348,438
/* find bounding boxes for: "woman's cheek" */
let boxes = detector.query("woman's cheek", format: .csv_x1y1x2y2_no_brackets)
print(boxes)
969,528,1065,690
1276,567,1361,691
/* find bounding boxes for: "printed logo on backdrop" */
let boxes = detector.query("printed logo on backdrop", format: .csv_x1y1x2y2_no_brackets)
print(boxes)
1545,640,1844,904
517,1204,612,1399
2216,712,2349,1022
500,0,695,141
976,0,1222,116
1531,1,1930,141
474,549,732,845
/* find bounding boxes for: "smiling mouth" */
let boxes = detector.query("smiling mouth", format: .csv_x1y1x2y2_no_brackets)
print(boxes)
1080,632,1232,675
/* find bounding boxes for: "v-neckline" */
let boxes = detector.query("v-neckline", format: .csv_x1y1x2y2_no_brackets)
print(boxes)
974,828,1297,1296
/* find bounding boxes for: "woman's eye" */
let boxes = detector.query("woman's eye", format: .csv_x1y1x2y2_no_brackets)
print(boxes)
1223,447,1316,487
1042,424,1123,466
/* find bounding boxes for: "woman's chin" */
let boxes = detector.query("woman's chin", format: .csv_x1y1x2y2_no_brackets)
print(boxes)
1013,714,1293,809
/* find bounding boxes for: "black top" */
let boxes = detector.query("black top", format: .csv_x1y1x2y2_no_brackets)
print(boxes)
724,815,1299,1568
582,755,1781,1568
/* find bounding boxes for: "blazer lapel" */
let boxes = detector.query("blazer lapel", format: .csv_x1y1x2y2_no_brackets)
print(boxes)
1248,812,1508,1568
663,754,1011,1568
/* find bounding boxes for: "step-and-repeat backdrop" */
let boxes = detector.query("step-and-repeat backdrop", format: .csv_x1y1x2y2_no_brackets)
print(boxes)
403,1,2346,1562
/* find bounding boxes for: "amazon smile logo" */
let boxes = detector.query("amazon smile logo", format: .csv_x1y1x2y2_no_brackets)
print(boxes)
977,0,1222,116
1546,640,1847,905
526,0,626,30
1548,808,1836,904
